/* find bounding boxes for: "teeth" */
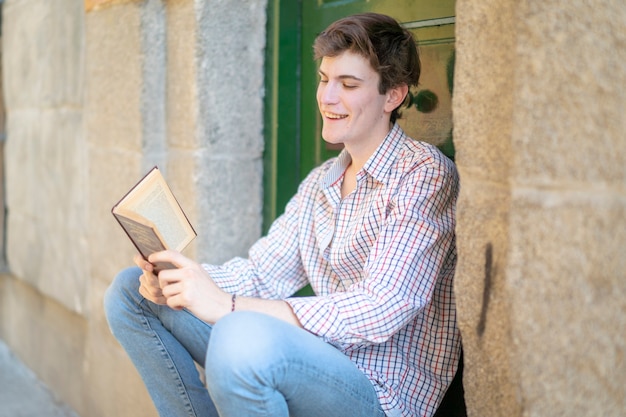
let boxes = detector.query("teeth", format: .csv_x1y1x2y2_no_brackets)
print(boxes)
324,112,347,120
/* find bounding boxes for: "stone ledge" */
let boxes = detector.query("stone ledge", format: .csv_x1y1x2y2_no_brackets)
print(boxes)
85,0,138,12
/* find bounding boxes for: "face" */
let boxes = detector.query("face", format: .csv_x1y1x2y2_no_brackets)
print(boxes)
317,51,399,154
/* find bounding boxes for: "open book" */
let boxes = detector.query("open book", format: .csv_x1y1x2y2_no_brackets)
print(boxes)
112,166,196,272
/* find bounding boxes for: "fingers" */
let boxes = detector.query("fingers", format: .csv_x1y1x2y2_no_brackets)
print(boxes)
133,253,154,272
139,272,167,305
156,278,187,311
142,251,215,313
149,250,198,288
157,266,196,291
139,272,161,293
132,251,196,308
138,283,167,305
148,250,194,270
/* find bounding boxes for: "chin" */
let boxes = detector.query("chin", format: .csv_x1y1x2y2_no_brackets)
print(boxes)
322,137,345,151
322,135,340,144
321,127,343,145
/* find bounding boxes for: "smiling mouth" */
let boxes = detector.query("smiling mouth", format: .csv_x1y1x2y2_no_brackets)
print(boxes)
323,111,348,120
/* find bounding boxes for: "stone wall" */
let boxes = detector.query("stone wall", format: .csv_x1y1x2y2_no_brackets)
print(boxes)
454,0,626,416
1,0,267,416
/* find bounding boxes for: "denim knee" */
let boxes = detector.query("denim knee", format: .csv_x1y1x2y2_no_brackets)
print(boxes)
103,266,143,333
205,312,286,385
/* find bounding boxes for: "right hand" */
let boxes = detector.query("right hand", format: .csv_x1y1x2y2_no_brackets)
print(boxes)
134,254,167,305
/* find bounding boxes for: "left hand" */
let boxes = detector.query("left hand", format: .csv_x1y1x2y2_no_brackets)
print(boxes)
148,250,231,324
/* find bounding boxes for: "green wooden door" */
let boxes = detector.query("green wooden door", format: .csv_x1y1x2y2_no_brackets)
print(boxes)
264,0,456,229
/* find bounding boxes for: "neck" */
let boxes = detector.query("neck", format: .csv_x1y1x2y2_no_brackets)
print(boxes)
344,122,392,172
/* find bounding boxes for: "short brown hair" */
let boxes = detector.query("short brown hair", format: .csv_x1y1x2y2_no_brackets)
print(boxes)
313,13,421,123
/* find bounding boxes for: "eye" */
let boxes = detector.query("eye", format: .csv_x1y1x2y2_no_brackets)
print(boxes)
343,84,357,89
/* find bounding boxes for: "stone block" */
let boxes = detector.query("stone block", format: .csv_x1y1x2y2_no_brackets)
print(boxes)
4,109,41,213
88,146,143,285
0,275,88,414
512,2,626,186
2,0,83,109
453,0,515,184
195,155,264,264
85,2,143,151
5,108,89,314
164,149,201,260
140,0,168,170
455,177,521,417
508,188,626,416
195,0,267,155
165,150,200,221
166,0,199,150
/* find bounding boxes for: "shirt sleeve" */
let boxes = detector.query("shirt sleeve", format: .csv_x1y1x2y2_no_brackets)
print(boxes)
202,183,311,299
287,155,459,351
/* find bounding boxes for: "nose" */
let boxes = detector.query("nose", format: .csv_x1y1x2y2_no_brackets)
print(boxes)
318,81,339,105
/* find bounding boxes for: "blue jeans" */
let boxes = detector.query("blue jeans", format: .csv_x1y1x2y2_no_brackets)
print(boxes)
104,267,387,417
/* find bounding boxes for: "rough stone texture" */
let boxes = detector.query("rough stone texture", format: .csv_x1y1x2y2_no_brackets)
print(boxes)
455,1,626,416
164,0,202,263
84,0,145,288
193,0,266,263
3,0,88,314
506,1,626,415
1,0,267,416
141,0,168,171
0,276,87,413
512,1,626,187
454,1,520,416
508,192,626,416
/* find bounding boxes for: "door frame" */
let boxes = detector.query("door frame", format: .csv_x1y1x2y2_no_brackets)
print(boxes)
263,0,302,231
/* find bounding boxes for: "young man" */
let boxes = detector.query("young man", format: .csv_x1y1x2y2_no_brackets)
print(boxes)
105,12,460,417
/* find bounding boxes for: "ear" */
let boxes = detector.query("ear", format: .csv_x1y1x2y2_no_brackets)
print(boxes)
384,84,409,113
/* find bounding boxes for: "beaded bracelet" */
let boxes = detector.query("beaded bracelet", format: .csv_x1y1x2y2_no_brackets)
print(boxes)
231,293,237,312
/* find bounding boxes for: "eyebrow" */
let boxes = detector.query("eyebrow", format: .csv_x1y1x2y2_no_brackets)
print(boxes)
318,69,365,82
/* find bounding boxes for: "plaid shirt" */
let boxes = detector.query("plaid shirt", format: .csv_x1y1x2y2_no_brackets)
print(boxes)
204,124,461,417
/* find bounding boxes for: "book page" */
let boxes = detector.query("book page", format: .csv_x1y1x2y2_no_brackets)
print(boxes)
125,180,190,251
